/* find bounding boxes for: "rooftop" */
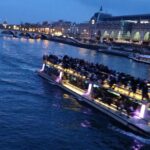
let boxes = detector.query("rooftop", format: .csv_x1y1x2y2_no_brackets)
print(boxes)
92,13,150,22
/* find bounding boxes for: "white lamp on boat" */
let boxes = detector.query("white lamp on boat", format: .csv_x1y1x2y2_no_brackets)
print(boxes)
139,104,146,119
40,64,45,72
83,83,93,98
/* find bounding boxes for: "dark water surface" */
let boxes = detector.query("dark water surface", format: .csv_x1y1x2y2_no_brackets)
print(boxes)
0,36,150,150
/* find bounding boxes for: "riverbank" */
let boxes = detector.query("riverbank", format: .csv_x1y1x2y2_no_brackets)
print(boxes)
1,29,150,59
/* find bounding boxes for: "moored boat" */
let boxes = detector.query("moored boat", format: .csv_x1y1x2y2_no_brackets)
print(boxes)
99,46,132,57
129,54,150,64
37,54,150,138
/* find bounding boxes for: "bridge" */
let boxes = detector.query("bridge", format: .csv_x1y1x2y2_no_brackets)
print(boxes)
0,29,49,40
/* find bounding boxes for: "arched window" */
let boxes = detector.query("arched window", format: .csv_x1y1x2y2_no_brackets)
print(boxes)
103,31,109,38
126,31,131,39
117,31,122,40
144,32,150,41
110,31,115,38
133,32,141,41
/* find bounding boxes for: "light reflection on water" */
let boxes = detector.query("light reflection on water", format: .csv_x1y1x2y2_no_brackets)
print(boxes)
20,37,27,42
42,40,49,49
131,140,144,150
36,38,41,43
28,38,35,44
78,47,88,55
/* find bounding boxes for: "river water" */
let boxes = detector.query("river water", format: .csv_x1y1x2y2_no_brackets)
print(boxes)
0,36,150,150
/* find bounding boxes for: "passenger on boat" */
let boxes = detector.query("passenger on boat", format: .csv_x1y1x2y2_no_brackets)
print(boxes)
142,82,149,100
43,54,150,101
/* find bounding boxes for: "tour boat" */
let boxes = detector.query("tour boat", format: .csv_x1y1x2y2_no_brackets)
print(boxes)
129,54,150,64
37,55,150,138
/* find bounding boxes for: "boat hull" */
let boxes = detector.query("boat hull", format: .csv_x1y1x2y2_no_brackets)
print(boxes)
99,49,131,57
37,71,150,138
129,56,150,64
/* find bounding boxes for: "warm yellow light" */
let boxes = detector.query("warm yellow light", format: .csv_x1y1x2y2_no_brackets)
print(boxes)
91,19,95,25
29,28,32,32
54,31,63,36
29,39,35,44
13,25,18,30
45,28,50,34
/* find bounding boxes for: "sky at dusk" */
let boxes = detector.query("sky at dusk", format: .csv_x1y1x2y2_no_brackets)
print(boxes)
0,0,150,23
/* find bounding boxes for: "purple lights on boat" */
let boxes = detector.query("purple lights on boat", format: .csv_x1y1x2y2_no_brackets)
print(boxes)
139,104,146,119
134,104,146,119
83,83,92,97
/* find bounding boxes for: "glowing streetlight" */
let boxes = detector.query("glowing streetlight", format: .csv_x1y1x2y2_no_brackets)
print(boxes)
91,19,95,25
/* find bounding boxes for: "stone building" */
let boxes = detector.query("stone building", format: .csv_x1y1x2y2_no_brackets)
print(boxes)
90,12,150,44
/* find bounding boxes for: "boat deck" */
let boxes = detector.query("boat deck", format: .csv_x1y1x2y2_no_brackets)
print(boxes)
63,81,85,96
62,79,150,136
46,61,150,101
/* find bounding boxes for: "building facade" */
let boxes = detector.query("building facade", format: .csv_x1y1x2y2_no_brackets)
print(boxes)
90,13,150,44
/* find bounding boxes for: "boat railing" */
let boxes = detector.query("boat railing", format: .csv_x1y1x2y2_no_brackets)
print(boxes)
94,98,130,117
62,80,85,92
92,98,150,124
62,80,86,96
61,80,140,120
